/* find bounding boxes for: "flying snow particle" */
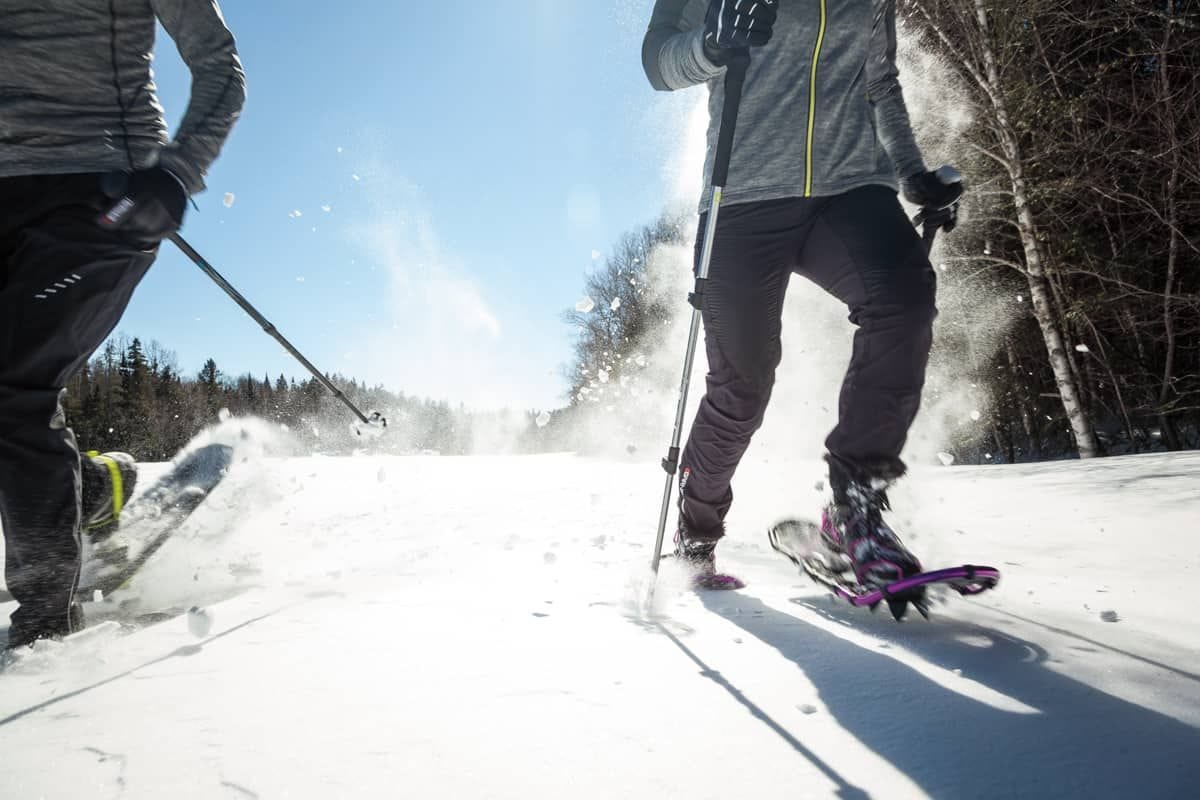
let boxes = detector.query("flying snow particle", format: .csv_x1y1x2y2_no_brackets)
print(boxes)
296,276,306,283
635,355,647,368
610,297,622,311
352,174,361,182
336,146,343,153
1017,294,1025,303
218,408,232,422
321,204,332,213
591,249,601,261
535,410,552,428
187,606,214,638
598,369,610,384
937,452,956,466
970,410,982,421
223,192,235,208
1075,343,1091,353
575,297,596,313
288,209,302,218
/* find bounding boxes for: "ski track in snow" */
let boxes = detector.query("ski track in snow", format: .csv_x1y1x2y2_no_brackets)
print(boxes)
1,446,1198,799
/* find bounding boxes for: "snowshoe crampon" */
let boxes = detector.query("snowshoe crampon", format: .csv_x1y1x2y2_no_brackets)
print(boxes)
768,518,999,620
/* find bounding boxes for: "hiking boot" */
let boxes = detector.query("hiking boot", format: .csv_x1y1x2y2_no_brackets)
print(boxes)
81,451,137,544
820,481,923,590
674,520,744,591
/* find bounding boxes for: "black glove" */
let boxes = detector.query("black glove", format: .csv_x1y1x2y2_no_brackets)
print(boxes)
901,165,964,210
703,0,779,65
98,167,188,244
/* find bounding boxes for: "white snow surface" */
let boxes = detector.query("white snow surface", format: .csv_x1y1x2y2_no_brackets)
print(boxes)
2,434,1199,799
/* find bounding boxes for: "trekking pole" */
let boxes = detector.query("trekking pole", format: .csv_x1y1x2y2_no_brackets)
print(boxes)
649,52,751,587
168,233,387,436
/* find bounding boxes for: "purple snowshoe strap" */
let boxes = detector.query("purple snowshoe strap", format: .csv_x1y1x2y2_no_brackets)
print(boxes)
851,565,1000,607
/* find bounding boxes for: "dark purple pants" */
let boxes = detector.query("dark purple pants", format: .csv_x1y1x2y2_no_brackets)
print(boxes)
1,174,156,645
678,186,936,537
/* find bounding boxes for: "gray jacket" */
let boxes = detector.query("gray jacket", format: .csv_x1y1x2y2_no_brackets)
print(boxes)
0,0,246,194
643,0,926,211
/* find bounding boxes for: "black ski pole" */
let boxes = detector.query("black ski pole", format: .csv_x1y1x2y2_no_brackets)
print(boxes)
650,52,751,587
168,233,387,435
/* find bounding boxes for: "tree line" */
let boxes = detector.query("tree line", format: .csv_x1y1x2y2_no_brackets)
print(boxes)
65,336,547,460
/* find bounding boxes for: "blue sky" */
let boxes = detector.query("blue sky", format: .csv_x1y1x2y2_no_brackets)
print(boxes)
124,0,699,410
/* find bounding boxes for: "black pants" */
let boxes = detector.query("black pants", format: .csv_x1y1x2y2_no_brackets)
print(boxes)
1,173,157,643
679,186,936,536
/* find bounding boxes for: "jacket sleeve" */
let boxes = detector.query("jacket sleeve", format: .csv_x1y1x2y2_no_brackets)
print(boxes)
866,2,926,179
151,0,247,194
642,0,724,92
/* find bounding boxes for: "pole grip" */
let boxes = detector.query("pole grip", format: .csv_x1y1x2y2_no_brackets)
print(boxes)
711,51,750,190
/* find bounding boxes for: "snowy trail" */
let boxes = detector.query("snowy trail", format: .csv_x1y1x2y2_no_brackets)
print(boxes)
2,449,1198,798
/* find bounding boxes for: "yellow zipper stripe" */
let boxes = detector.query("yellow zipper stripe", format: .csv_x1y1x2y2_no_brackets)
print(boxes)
804,0,828,197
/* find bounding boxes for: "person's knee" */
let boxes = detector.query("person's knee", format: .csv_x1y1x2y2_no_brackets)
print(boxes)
859,267,937,335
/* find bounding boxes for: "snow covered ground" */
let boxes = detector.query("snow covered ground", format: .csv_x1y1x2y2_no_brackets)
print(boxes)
2,428,1198,799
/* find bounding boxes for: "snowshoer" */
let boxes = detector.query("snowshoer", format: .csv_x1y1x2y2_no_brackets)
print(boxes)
643,0,962,594
1,0,246,649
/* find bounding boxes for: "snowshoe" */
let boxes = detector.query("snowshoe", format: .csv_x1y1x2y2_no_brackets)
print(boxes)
769,518,999,620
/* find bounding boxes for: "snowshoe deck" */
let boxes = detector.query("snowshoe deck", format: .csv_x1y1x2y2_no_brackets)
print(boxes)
80,443,233,598
768,517,999,620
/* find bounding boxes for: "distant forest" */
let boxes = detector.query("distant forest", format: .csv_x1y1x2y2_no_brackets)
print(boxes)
66,336,552,461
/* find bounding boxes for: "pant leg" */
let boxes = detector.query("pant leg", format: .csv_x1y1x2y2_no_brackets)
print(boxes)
677,199,809,536
0,174,157,643
794,185,937,483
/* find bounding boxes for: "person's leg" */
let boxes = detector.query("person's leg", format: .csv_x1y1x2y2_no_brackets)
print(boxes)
794,185,937,488
677,198,811,548
785,186,935,598
0,174,157,647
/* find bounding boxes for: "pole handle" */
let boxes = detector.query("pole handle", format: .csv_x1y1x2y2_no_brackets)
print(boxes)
711,51,750,190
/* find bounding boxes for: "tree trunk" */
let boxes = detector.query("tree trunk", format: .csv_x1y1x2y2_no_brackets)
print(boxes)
1005,338,1038,458
972,0,1102,458
1156,1,1183,451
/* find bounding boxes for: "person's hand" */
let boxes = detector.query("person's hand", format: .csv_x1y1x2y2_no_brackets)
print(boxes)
901,166,963,210
98,167,188,244
703,0,779,65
